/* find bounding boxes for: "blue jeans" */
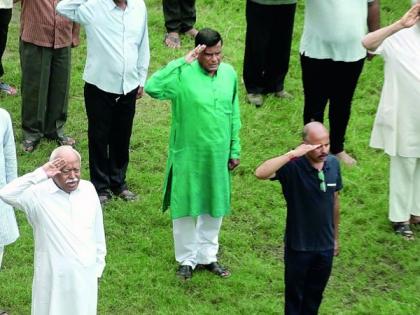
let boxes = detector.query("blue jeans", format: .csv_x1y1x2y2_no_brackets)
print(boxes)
284,247,334,315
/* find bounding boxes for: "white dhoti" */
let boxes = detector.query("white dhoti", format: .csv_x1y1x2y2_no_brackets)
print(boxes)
173,214,223,268
389,156,420,222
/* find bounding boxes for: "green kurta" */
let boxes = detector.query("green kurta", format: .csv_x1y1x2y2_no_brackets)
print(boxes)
145,57,241,219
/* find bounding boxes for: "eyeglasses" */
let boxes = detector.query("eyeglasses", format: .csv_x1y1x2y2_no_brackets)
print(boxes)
318,170,326,192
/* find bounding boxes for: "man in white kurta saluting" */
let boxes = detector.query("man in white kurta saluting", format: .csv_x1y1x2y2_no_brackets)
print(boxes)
0,146,106,315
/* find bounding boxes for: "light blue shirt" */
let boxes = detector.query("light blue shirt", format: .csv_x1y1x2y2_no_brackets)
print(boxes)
57,0,150,94
300,0,373,62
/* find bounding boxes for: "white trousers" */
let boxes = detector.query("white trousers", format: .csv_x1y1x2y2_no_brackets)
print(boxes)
389,156,420,222
173,214,223,268
0,245,4,269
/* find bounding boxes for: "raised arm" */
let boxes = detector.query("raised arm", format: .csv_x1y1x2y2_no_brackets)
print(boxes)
363,3,420,51
255,144,321,180
56,0,94,25
145,45,206,100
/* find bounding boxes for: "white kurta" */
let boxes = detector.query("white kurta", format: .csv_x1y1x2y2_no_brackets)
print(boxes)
0,168,106,315
0,108,19,247
369,25,420,157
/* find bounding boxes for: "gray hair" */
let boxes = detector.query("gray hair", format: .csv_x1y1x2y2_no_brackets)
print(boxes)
49,145,81,162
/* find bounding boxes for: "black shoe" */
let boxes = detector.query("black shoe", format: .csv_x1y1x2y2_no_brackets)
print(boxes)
176,265,193,280
117,189,138,202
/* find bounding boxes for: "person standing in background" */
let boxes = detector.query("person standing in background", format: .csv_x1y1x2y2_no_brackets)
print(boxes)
243,0,296,107
0,0,17,95
18,0,79,152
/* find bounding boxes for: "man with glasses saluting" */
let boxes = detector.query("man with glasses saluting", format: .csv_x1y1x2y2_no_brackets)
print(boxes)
255,121,341,315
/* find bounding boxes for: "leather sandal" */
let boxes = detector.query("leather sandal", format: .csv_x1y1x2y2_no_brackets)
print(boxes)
393,223,414,240
22,139,40,153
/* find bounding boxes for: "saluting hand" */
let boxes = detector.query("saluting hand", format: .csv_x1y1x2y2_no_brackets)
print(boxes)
289,143,322,158
399,3,420,28
42,158,66,178
185,44,206,64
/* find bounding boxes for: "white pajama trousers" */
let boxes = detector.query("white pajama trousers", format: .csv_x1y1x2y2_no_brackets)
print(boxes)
0,245,4,269
173,214,223,269
389,156,420,222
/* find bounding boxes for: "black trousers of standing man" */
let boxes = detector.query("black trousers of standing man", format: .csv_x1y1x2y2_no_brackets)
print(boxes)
163,0,196,33
84,83,137,197
300,54,365,154
243,1,296,94
0,8,12,78
284,247,334,315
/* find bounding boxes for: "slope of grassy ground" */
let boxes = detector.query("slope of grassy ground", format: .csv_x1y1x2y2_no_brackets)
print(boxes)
0,1,419,314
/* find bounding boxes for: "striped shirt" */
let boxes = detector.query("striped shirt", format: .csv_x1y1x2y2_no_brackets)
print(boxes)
20,0,78,48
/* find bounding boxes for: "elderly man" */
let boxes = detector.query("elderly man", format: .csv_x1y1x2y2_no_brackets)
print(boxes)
0,108,18,269
57,0,150,204
243,0,296,107
362,2,420,239
300,0,380,166
256,122,342,315
18,0,79,152
145,28,241,280
0,146,106,315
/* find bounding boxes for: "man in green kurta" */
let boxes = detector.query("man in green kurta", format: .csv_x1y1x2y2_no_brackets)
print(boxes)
145,28,241,280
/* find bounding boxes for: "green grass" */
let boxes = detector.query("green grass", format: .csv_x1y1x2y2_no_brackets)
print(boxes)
1,0,420,314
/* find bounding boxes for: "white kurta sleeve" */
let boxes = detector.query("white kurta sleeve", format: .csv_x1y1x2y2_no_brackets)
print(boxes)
0,168,47,216
3,111,17,183
94,201,106,278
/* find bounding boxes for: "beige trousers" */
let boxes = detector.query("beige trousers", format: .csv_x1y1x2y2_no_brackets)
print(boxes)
389,156,420,222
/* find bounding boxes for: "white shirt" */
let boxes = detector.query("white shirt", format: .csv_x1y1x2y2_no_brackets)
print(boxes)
300,0,373,62
0,0,12,9
0,168,106,315
370,25,420,157
0,108,18,247
56,0,150,94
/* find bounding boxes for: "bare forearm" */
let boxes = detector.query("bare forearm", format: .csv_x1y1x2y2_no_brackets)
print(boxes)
255,151,294,179
362,20,404,51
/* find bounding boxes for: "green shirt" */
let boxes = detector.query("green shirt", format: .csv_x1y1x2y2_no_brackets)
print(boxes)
250,0,297,4
145,58,241,219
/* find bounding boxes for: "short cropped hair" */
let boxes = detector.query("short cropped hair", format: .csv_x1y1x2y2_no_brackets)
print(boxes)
195,28,223,47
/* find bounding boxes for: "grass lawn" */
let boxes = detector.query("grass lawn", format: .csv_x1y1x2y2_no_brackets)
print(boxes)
1,0,419,314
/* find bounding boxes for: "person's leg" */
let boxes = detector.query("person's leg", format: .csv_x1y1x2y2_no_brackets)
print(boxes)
20,41,52,145
301,250,334,315
108,87,137,196
265,3,296,94
173,216,197,267
389,156,415,223
328,58,365,155
179,0,196,34
301,55,330,125
44,46,71,140
0,9,12,78
243,0,270,97
196,214,223,264
163,0,182,33
0,245,4,269
410,158,420,221
284,248,313,315
84,83,114,197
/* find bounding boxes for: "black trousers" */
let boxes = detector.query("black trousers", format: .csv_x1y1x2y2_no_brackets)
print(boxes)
162,0,196,33
284,247,334,315
84,83,137,196
0,8,12,78
301,54,365,154
243,1,296,94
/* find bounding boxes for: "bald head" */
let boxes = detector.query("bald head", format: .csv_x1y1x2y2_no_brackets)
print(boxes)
302,122,329,142
50,145,81,163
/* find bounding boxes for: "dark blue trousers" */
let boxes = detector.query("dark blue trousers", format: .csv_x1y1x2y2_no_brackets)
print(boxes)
284,247,334,315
